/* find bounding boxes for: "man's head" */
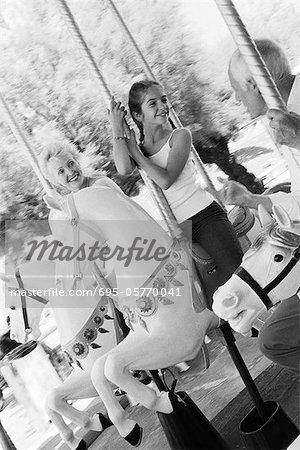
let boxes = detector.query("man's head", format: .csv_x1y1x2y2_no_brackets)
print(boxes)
229,39,292,118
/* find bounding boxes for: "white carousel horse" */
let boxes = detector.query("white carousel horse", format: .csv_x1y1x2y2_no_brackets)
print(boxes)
42,181,218,446
212,204,300,336
3,243,125,450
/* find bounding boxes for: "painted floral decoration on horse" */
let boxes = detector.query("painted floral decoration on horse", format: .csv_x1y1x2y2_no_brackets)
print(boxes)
121,240,192,332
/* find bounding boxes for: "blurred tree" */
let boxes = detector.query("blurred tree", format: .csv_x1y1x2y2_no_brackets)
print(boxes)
1,0,299,262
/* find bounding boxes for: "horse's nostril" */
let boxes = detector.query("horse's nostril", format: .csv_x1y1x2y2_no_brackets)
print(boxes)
223,296,237,308
207,266,217,275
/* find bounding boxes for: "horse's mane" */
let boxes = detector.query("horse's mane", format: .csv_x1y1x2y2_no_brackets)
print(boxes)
246,222,300,259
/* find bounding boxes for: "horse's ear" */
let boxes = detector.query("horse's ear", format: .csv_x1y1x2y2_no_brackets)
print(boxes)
272,204,292,229
258,204,273,227
273,204,300,235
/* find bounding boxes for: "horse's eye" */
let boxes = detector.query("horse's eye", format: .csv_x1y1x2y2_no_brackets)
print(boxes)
10,306,16,310
274,254,284,262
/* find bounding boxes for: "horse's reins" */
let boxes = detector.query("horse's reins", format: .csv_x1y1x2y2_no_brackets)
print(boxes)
10,269,48,336
235,245,300,309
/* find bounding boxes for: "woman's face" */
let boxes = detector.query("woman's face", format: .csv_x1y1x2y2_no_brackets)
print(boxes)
47,153,84,192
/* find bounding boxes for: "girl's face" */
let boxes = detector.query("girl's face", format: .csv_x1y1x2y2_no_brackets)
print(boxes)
47,153,84,192
139,85,169,127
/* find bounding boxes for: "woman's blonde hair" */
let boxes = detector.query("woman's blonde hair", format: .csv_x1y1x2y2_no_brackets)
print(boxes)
39,141,80,186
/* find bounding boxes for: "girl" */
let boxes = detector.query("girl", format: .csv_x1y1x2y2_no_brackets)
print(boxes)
110,80,243,305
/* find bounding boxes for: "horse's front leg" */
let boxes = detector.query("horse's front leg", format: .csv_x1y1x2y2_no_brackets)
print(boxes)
103,338,173,416
91,354,142,447
46,367,110,449
46,406,76,449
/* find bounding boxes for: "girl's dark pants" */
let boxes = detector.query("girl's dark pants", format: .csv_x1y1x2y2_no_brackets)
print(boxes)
182,201,243,309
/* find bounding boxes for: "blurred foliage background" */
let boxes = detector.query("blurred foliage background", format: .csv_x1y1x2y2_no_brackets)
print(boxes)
1,0,300,261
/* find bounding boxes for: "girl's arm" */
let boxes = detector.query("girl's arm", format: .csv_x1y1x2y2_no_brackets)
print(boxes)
109,98,135,175
128,128,191,190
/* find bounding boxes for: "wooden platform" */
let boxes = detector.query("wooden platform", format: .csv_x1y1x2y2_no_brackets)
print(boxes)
29,332,299,449
88,334,299,450
212,364,300,449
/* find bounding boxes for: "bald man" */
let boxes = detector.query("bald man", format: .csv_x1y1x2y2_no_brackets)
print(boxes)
229,38,300,151
224,39,300,219
221,39,300,376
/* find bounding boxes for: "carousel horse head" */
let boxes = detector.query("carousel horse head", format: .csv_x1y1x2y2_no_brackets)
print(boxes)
212,204,300,335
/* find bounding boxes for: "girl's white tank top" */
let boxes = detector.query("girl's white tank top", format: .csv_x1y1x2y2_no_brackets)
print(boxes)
149,130,213,223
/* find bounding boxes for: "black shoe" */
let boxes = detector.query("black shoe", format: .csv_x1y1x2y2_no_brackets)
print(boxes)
76,440,87,450
140,375,152,385
123,423,143,447
98,412,113,430
133,371,152,385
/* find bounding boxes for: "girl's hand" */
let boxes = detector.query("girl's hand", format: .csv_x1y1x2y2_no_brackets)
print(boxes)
109,97,127,137
126,127,143,162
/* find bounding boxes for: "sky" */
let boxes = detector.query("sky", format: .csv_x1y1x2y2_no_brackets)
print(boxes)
183,0,230,44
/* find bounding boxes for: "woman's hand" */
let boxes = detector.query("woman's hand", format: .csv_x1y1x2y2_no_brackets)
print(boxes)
109,97,127,137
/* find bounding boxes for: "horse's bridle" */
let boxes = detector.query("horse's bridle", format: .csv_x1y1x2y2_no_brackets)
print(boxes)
9,269,48,337
235,245,300,309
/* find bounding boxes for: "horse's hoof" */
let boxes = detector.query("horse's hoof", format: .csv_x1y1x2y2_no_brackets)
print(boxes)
114,387,126,396
75,440,87,450
123,423,143,447
98,412,113,430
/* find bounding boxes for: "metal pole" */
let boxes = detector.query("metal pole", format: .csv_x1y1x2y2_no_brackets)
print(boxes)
106,0,155,80
215,1,294,167
219,321,268,421
55,0,183,239
214,0,287,111
0,93,58,199
55,0,111,101
106,0,223,204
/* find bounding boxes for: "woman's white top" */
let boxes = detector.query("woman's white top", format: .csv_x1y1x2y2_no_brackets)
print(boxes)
149,129,213,223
